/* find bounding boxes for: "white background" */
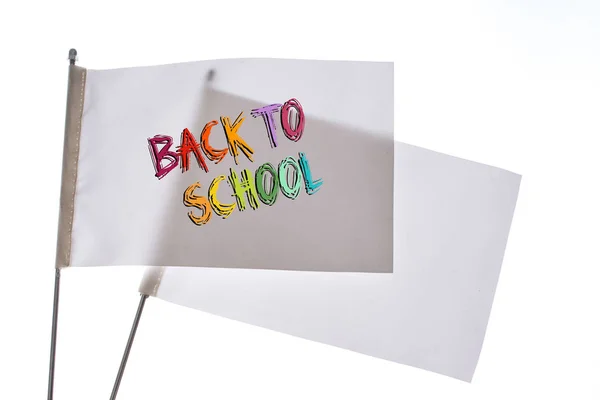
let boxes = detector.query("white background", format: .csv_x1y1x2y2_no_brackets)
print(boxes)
0,1,599,399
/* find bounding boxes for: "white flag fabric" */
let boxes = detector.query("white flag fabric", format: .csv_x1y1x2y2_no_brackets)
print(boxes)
140,142,521,382
56,59,394,272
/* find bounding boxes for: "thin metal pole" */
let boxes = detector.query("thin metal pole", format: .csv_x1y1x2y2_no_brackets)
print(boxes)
47,48,78,400
69,49,77,65
47,268,61,400
110,294,149,400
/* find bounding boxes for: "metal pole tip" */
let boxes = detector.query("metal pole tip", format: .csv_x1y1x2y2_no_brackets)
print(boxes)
68,49,77,65
206,69,215,82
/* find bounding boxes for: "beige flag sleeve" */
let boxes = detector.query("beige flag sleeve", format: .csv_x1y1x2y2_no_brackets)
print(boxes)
55,65,86,268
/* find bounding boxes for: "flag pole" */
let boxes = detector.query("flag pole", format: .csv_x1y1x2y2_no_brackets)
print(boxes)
47,268,61,400
109,294,149,400
47,48,78,400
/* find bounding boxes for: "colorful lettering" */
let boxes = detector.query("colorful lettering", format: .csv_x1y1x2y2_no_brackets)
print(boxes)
200,121,228,164
229,168,260,211
251,104,282,148
208,175,235,218
298,152,323,195
183,182,212,226
178,128,209,173
255,163,279,206
280,98,305,142
147,135,179,180
278,157,303,199
221,112,254,165
149,98,324,226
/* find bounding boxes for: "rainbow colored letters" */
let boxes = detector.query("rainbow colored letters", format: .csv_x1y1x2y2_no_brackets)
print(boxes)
147,99,323,226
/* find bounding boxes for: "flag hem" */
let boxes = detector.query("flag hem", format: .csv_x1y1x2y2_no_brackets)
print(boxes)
139,266,166,296
55,65,87,269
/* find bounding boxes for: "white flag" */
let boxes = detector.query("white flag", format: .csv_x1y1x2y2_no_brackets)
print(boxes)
140,142,521,382
56,59,394,272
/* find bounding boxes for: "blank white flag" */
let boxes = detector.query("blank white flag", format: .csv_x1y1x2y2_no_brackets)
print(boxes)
140,142,521,382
